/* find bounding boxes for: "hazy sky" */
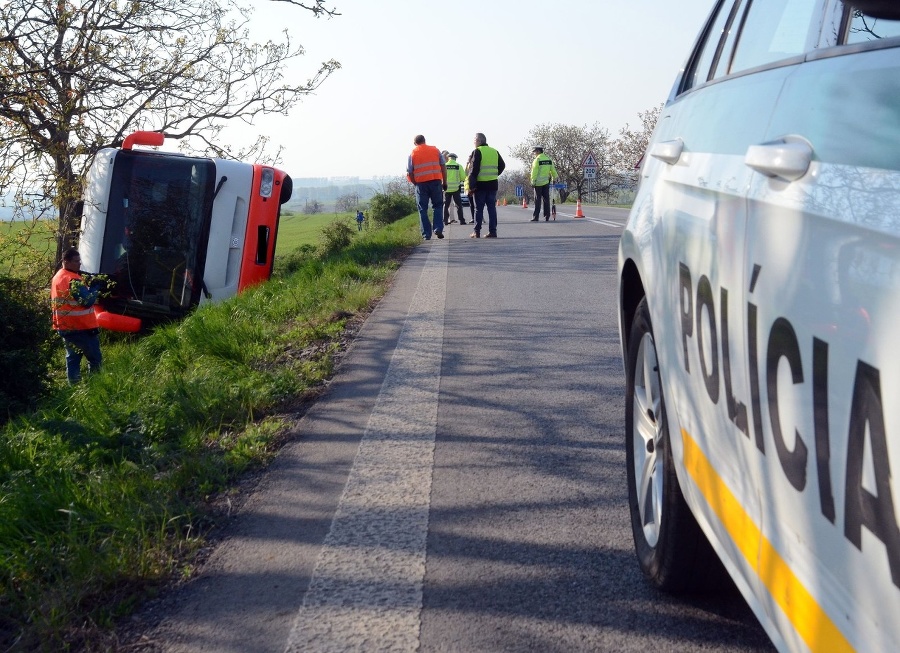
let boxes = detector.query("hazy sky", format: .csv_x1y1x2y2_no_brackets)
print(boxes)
233,0,716,179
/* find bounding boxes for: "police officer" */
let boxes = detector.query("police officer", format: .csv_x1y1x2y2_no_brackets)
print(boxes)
467,133,506,238
530,146,559,222
443,153,467,225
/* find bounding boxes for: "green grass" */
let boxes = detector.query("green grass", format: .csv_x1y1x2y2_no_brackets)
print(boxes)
0,213,420,651
276,210,365,254
0,219,56,284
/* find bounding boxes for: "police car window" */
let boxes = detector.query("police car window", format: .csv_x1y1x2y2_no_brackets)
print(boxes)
729,0,819,73
846,11,900,43
684,1,733,91
711,1,747,79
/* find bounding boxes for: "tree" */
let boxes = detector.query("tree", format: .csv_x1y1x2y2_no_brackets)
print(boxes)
379,176,415,197
304,199,323,214
613,105,662,191
498,170,527,203
0,0,341,266
335,193,359,213
510,123,613,202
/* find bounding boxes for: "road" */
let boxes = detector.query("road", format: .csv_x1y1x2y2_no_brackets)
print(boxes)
129,204,775,652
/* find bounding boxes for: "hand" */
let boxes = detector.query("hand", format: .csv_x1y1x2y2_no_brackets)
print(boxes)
442,183,447,191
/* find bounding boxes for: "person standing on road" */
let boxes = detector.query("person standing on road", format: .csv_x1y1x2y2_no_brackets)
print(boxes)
443,153,467,226
50,248,102,384
407,135,447,240
530,146,559,222
467,132,506,238
464,151,476,223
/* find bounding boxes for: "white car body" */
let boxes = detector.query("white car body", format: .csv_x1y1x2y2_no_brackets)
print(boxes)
617,1,900,651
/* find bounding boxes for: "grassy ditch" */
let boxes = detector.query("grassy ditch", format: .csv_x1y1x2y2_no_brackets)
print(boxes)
0,214,420,651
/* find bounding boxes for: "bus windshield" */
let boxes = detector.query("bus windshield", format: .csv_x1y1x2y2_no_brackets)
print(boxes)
100,151,214,319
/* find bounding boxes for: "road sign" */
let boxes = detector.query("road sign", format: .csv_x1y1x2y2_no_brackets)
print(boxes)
552,183,567,190
581,151,598,167
583,168,597,179
515,185,524,197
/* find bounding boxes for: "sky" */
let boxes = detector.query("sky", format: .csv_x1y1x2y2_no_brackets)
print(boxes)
232,0,716,180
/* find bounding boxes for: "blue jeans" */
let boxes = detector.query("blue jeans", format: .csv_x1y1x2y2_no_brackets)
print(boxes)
60,329,102,384
474,188,498,235
415,180,444,239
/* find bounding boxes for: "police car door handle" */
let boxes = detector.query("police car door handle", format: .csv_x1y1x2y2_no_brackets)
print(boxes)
744,136,813,182
649,138,684,165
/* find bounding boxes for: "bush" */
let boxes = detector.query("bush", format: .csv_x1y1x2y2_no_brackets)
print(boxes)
368,192,416,226
319,219,356,256
274,243,318,277
0,276,55,421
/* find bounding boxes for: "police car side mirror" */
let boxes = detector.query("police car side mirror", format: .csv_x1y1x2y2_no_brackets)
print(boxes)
842,0,900,20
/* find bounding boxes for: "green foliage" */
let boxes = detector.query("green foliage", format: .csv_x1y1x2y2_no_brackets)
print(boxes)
367,192,417,226
0,276,55,421
0,214,420,649
318,219,356,256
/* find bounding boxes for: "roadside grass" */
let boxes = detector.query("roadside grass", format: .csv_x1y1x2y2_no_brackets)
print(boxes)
0,214,420,651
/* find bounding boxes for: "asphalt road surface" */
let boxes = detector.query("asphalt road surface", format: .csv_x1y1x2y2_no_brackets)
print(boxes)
128,204,775,652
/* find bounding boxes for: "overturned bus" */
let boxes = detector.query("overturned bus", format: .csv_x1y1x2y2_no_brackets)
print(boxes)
77,131,292,331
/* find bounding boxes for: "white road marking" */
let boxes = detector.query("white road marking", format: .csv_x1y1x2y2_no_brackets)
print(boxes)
553,210,626,228
284,239,447,653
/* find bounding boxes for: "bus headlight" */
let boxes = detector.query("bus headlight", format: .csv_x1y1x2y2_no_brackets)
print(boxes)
259,168,275,198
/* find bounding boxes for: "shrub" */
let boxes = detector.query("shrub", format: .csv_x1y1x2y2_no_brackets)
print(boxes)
0,276,55,421
274,243,318,277
368,192,416,226
319,219,356,256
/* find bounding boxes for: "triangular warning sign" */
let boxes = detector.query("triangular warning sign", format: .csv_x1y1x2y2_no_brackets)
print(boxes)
582,152,598,167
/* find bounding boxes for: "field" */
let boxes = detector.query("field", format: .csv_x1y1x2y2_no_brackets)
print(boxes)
275,210,360,254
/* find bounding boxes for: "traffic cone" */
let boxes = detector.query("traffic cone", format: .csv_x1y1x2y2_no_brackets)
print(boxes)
574,199,585,218
522,196,528,209
502,198,507,206
551,201,557,221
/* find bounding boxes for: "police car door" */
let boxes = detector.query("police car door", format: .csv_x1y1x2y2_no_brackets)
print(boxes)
640,0,789,610
741,1,900,650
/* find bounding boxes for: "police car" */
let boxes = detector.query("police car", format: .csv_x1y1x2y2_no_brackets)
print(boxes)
617,2,900,652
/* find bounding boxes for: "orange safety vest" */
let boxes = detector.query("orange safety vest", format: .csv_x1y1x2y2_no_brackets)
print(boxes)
408,144,443,183
51,267,99,331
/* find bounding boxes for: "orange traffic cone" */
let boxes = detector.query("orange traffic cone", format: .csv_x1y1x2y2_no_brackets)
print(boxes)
502,198,507,206
574,199,585,218
522,196,528,209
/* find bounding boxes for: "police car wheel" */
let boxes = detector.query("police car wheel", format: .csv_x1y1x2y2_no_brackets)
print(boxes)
625,297,723,593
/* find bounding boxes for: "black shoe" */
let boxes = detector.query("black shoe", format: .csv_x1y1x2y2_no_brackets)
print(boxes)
436,231,444,239
530,217,539,222
460,220,467,224
484,233,497,238
545,218,549,221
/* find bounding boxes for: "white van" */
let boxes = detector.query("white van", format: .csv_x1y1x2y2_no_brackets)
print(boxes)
617,2,900,651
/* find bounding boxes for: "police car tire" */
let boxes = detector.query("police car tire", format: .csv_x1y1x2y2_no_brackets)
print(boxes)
625,297,724,593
